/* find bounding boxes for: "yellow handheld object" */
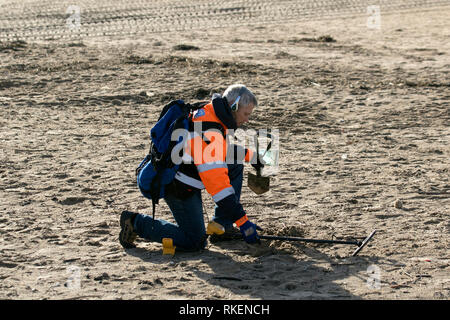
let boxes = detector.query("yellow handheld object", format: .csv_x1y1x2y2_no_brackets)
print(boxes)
206,221,225,235
162,238,176,255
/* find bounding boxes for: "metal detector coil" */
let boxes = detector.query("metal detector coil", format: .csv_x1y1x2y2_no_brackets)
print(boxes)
351,230,377,256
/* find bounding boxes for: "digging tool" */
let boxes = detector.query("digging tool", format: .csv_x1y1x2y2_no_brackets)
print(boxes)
259,230,377,256
248,166,270,195
248,132,271,194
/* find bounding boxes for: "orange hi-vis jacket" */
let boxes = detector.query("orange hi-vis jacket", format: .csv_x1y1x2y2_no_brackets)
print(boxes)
173,96,255,226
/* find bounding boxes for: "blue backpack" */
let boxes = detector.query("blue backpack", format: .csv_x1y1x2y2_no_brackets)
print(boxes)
135,99,205,217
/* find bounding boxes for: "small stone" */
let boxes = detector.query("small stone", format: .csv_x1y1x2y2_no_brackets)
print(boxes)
94,272,110,281
394,199,403,209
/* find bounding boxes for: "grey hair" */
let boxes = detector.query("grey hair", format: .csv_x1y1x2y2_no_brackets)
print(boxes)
222,84,257,110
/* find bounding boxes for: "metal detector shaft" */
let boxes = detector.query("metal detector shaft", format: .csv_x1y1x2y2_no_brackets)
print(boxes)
259,235,361,246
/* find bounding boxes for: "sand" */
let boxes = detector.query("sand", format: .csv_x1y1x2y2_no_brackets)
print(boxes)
0,0,449,300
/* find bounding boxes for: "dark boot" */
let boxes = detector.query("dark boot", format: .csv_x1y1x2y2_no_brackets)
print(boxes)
119,210,138,249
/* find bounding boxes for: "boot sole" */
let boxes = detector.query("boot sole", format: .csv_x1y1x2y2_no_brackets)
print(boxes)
119,211,137,249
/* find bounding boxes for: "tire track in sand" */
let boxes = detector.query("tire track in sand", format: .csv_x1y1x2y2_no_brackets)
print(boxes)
1,0,449,41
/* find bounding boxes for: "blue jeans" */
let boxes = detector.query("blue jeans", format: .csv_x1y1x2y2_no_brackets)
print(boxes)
133,163,244,251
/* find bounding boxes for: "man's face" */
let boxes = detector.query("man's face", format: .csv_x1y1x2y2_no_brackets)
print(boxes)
234,104,254,127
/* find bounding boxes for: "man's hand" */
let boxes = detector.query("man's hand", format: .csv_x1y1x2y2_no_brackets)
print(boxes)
239,220,263,244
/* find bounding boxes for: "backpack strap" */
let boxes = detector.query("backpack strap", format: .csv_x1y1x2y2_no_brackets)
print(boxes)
188,101,209,110
188,120,226,145
202,121,226,136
